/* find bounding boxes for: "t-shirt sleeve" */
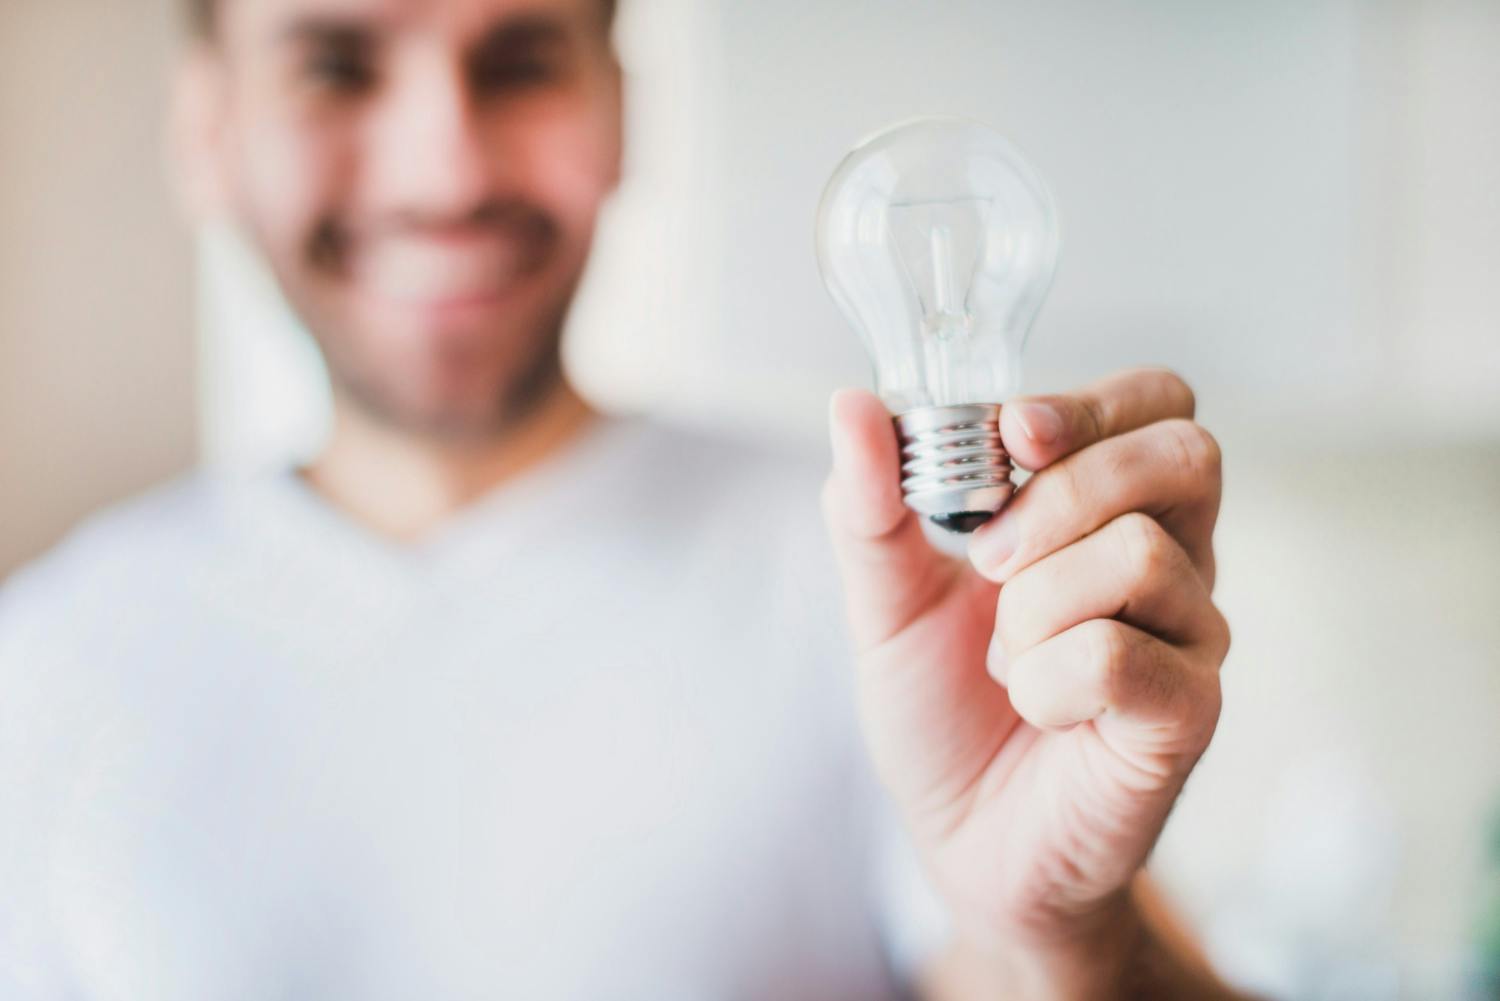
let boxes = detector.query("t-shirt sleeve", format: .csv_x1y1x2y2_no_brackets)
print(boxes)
858,753,955,987
769,450,957,987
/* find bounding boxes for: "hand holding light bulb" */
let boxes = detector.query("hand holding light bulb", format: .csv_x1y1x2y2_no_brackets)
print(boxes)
819,121,1238,996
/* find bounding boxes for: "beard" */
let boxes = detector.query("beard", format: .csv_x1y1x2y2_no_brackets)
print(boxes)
326,296,572,444
265,200,583,444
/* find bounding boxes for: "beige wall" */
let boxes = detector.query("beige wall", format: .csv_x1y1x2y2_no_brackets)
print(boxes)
1157,441,1500,996
0,0,196,578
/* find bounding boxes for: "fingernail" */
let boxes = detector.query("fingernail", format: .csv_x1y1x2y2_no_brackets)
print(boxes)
1011,401,1064,446
971,514,1019,578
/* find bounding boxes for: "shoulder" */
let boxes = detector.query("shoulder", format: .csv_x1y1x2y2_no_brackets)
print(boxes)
609,414,829,535
606,414,840,591
614,410,859,678
0,470,235,658
0,472,245,837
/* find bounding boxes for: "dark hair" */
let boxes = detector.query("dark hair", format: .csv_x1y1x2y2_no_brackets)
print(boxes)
188,0,214,37
188,0,618,39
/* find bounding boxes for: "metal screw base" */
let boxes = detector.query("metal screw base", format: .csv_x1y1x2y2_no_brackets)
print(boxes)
894,404,1014,533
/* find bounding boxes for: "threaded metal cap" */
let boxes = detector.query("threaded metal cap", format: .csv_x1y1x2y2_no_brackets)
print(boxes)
894,404,1015,533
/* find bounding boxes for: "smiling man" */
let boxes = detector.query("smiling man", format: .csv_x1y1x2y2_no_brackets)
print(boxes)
0,0,1248,998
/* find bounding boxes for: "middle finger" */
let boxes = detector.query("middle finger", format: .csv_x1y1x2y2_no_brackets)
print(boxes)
988,512,1224,683
968,417,1222,586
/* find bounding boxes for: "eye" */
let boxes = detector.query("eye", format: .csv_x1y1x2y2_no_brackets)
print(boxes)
469,22,572,96
471,51,558,93
304,41,375,94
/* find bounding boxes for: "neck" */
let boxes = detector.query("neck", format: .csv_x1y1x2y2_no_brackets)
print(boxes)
299,379,598,543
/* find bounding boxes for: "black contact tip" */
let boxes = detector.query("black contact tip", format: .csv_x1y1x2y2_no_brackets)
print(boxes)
929,511,994,534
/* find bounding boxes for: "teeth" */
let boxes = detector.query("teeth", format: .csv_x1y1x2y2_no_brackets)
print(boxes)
352,235,530,304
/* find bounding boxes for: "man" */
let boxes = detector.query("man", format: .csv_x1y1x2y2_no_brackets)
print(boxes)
0,0,1244,996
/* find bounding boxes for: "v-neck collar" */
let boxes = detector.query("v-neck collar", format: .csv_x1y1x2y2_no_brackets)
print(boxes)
240,414,646,582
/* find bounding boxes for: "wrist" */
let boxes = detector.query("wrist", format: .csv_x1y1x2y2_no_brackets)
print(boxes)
958,889,1150,1001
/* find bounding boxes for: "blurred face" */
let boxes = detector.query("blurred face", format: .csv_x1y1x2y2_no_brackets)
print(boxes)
206,0,621,438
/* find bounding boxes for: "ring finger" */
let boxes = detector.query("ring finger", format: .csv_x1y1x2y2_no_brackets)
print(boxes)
987,512,1227,683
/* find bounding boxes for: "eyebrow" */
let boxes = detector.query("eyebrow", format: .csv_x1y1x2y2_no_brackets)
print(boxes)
475,14,573,52
276,14,381,47
273,11,575,51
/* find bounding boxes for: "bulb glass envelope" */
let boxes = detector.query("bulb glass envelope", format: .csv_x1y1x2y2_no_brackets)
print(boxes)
816,118,1060,413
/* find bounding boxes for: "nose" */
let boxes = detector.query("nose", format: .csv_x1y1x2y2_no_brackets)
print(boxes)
365,52,492,224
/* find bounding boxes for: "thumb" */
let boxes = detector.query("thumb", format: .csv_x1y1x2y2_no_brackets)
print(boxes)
823,388,956,651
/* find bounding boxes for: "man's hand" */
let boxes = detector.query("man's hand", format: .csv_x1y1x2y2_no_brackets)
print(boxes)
822,368,1232,997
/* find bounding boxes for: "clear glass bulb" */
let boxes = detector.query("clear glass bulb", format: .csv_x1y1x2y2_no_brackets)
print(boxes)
817,116,1059,410
816,117,1061,531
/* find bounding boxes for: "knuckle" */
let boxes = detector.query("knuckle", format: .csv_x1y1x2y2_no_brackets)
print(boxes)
1209,606,1233,660
994,586,1026,652
1145,366,1196,418
1113,512,1175,583
1083,619,1133,693
1192,676,1224,745
1047,456,1092,517
1079,393,1109,442
1200,550,1219,593
1158,418,1222,485
995,566,1048,653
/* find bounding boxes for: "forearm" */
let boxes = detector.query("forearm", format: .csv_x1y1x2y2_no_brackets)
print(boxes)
917,876,1257,1001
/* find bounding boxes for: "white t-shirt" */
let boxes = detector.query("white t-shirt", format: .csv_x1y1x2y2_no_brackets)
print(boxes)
0,416,950,1000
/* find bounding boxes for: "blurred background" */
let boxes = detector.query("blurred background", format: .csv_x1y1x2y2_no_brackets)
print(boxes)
2,0,1497,997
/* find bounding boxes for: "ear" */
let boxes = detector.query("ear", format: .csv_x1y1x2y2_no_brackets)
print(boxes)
602,50,625,194
167,44,235,224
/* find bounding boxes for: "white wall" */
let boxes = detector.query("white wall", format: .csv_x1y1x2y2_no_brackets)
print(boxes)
701,0,1369,439
649,0,1498,445
1376,0,1500,435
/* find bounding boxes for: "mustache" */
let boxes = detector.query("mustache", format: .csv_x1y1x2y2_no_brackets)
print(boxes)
309,200,561,272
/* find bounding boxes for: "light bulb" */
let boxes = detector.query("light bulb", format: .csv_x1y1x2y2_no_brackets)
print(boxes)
817,117,1060,533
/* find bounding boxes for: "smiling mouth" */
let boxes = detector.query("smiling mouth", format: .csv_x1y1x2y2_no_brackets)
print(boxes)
350,233,545,310
321,204,560,312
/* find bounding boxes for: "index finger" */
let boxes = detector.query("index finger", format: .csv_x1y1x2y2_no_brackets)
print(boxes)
999,367,1197,472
